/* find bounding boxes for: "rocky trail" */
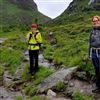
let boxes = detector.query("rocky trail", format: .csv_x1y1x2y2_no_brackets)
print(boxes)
0,38,100,100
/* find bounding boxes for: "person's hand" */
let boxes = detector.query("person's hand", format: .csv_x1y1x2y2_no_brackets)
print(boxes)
88,57,92,60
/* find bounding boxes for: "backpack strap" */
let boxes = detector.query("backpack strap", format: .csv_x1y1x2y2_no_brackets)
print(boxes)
28,32,33,44
34,32,38,42
28,32,38,44
34,32,41,48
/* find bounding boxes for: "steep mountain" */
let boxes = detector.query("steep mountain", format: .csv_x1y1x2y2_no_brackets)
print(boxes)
0,0,51,26
88,0,100,10
53,0,100,25
9,0,38,10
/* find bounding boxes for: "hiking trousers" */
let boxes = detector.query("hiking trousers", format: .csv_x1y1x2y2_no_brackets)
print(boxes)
29,50,39,73
92,50,100,88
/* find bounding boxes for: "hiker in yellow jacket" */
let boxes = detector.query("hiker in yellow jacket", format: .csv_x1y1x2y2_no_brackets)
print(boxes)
26,24,42,75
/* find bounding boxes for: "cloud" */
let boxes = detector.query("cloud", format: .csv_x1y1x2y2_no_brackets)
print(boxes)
34,0,73,18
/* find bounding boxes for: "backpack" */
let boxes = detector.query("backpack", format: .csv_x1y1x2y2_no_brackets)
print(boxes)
28,32,41,48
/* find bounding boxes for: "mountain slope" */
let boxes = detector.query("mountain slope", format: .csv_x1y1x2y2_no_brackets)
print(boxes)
43,0,100,79
53,0,100,25
0,0,51,26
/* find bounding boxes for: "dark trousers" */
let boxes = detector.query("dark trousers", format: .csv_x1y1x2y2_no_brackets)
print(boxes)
29,50,39,73
92,51,100,88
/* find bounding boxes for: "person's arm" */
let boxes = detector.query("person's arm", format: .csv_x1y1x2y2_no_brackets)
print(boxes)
36,32,42,43
88,31,92,59
26,32,31,42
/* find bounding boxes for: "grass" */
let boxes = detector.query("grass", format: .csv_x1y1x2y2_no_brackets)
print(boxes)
21,63,55,83
1,0,51,26
15,96,23,100
6,3,22,14
27,96,48,100
73,91,93,100
0,30,25,38
46,22,96,81
0,68,4,81
0,47,23,74
55,81,65,91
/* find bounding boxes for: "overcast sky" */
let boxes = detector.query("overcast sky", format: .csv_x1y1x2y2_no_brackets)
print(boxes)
34,0,73,19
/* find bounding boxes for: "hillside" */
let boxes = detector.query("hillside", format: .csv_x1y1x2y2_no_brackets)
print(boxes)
53,0,100,25
0,0,51,26
44,0,100,84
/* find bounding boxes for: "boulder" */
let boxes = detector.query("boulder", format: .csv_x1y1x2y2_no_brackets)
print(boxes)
38,66,78,93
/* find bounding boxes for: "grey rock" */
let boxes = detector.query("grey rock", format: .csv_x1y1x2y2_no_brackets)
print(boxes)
38,67,78,93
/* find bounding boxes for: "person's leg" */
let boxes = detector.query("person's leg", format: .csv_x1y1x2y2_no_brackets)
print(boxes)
34,50,39,72
92,56,100,93
29,50,34,74
92,57,98,84
97,55,100,88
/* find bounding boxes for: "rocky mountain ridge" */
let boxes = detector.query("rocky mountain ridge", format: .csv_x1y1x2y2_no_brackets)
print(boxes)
9,0,38,10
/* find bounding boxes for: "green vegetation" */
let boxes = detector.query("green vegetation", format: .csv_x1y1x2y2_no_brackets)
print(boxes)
0,68,4,81
0,48,23,74
73,91,93,100
1,0,51,26
46,22,95,81
15,96,23,100
27,96,48,100
55,81,65,91
24,85,37,97
22,64,54,97
54,0,100,25
21,64,55,83
43,43,54,60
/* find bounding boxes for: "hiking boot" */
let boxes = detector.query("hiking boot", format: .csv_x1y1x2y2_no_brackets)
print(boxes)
31,71,36,75
35,67,39,72
29,70,35,75
31,75,34,79
92,87,100,93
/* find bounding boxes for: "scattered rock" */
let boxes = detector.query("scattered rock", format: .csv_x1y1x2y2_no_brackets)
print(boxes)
47,89,56,97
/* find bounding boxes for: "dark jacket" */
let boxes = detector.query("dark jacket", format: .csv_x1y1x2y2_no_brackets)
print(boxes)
89,26,100,57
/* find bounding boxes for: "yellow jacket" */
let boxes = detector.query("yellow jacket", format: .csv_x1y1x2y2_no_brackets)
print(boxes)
26,30,42,50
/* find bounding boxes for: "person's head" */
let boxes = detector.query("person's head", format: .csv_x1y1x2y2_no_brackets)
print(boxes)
92,15,100,28
31,24,37,32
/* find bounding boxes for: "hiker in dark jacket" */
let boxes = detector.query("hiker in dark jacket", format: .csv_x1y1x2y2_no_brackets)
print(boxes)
26,24,42,75
89,15,100,93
